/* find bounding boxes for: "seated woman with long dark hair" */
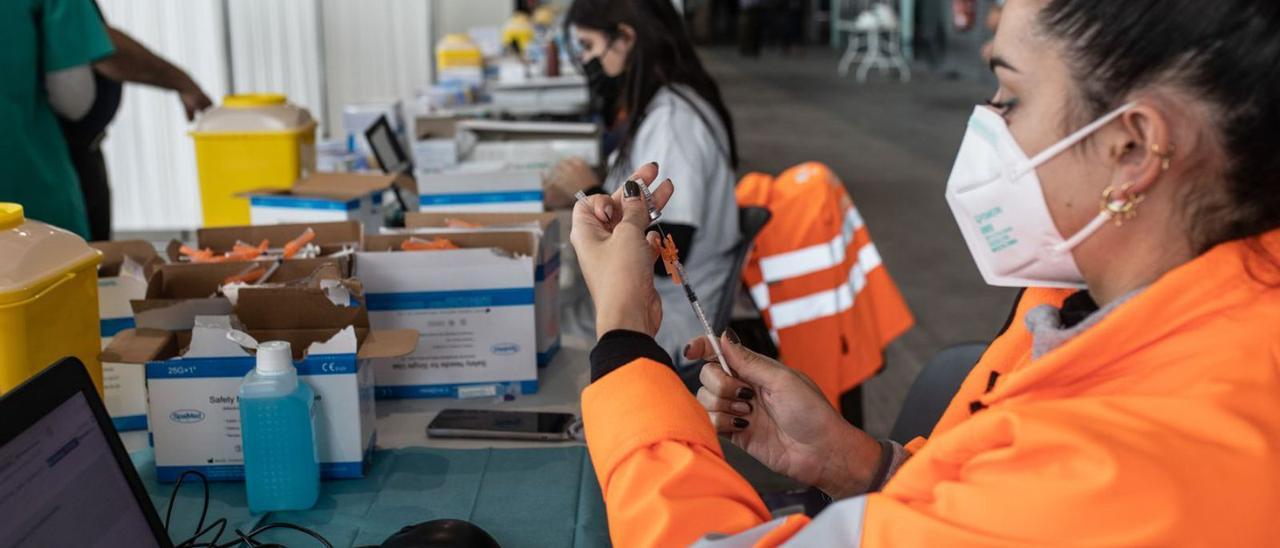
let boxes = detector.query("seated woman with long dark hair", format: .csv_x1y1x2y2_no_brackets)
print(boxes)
550,0,740,364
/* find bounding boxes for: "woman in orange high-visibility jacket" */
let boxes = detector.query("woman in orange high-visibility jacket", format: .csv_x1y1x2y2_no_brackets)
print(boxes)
570,0,1280,545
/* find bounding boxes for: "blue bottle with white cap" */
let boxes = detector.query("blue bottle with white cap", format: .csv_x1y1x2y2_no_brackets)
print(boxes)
238,341,319,513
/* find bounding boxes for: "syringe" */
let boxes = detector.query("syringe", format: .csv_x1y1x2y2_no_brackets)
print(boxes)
663,249,733,376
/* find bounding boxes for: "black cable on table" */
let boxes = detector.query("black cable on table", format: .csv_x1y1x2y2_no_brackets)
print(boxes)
166,470,211,542
180,517,228,548
163,469,333,548
214,523,334,548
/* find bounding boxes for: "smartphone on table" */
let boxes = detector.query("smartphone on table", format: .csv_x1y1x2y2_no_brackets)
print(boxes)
427,409,577,442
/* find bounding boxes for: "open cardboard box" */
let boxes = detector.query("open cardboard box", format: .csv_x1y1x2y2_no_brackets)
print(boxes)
412,115,461,172
414,115,459,142
106,281,416,482
165,220,364,263
93,240,165,341
239,172,418,231
404,212,562,365
131,259,350,331
357,231,539,398
91,240,165,431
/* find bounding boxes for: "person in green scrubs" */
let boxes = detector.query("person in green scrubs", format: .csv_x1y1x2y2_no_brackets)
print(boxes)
1,0,114,238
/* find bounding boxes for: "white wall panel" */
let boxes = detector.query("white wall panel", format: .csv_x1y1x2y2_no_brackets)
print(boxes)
98,0,229,231
436,0,511,36
226,0,327,134
320,0,433,136
97,0,438,230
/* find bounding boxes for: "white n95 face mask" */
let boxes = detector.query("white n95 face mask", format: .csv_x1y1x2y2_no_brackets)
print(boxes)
944,102,1135,288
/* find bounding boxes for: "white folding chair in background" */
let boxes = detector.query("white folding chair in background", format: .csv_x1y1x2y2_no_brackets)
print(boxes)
835,0,911,83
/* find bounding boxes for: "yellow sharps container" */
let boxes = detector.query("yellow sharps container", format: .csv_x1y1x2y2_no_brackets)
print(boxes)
191,93,317,227
0,204,103,395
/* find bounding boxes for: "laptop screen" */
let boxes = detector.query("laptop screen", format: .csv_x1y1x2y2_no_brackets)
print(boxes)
366,115,411,175
0,392,162,547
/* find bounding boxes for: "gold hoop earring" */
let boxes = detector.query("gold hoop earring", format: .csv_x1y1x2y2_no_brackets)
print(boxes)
1101,182,1145,226
1150,143,1175,171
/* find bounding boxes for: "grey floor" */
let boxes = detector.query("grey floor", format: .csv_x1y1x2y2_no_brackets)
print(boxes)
700,46,1019,439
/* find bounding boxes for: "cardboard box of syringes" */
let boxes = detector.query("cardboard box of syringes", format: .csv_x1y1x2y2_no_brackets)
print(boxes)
105,267,416,482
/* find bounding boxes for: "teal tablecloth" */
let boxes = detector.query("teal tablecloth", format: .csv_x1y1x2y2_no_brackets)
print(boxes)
133,447,611,547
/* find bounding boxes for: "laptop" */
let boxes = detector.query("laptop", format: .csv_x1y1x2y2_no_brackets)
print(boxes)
0,358,172,547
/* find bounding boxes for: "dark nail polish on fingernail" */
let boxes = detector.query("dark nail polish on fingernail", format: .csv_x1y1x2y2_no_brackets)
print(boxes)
649,161,660,171
624,180,641,198
683,344,691,358
725,328,741,346
736,387,756,401
733,417,750,429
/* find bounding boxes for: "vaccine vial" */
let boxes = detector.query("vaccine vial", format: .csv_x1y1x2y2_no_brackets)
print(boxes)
633,178,662,225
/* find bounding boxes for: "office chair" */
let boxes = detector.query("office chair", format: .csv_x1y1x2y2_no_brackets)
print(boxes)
887,342,987,444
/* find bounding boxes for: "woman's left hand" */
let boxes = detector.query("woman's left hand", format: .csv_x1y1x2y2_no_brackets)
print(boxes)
687,333,883,499
569,162,674,338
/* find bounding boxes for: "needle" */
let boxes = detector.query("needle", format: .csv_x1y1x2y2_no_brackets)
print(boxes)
667,257,732,376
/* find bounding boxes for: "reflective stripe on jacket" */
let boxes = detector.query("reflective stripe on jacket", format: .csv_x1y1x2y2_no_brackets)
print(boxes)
737,163,914,403
582,230,1280,546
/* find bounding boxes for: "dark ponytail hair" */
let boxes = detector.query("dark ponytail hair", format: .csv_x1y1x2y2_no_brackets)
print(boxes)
1039,0,1280,258
565,0,739,171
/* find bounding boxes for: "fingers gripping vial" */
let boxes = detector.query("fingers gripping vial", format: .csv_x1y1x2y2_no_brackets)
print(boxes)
575,177,662,226
634,177,663,225
577,180,731,376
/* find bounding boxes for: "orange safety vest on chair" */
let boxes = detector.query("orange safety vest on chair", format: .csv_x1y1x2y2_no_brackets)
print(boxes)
737,162,914,404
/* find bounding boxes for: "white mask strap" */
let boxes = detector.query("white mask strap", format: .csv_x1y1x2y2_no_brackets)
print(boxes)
1052,211,1111,253
1016,102,1137,177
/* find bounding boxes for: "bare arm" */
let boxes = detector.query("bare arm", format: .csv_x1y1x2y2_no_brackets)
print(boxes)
94,27,212,120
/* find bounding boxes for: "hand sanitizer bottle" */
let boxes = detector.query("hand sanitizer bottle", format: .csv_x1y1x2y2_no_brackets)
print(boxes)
238,341,319,513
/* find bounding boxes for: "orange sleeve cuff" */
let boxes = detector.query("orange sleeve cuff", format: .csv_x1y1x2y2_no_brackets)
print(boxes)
582,358,723,486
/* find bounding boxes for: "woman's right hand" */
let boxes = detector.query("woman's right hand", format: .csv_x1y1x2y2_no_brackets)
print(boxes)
687,332,884,499
544,157,600,209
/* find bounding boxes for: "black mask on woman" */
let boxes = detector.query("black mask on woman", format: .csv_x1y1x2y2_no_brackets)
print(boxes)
583,56,622,122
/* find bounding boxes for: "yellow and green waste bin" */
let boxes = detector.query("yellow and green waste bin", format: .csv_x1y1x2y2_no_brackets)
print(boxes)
0,203,103,395
191,93,317,227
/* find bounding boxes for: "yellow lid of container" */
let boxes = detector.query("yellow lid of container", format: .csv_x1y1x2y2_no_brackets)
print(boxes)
533,6,557,27
0,203,101,306
191,94,315,134
0,203,23,231
223,93,287,108
502,14,536,51
437,33,484,68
